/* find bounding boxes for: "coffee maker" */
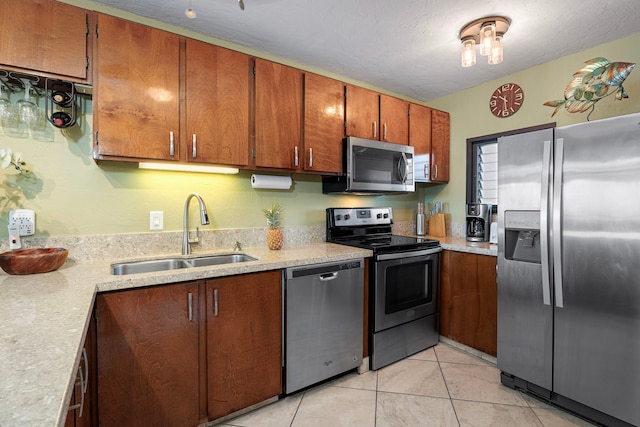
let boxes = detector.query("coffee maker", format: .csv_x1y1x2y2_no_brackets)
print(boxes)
466,203,492,242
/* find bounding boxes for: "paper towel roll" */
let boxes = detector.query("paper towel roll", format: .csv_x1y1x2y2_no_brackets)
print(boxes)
251,174,293,190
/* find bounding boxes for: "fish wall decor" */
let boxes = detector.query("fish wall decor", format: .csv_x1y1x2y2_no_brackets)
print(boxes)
544,57,635,120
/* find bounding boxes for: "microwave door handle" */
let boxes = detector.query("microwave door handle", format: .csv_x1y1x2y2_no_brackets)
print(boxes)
398,153,407,183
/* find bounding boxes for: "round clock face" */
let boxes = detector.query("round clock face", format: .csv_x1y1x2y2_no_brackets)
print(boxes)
490,83,524,118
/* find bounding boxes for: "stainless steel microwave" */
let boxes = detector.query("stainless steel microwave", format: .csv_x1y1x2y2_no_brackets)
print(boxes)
322,137,415,194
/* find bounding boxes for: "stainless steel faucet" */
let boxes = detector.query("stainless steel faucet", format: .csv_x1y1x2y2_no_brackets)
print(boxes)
182,192,210,255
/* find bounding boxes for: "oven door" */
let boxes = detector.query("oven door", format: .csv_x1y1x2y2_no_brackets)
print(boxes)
373,247,440,332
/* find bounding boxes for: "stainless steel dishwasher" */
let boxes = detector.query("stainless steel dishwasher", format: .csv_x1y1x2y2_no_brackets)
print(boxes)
284,259,364,394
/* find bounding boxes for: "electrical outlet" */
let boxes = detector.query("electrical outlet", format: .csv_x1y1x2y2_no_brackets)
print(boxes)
9,209,35,236
149,211,163,230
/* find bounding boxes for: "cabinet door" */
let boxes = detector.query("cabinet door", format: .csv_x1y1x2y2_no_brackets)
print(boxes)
94,13,180,161
0,0,88,80
255,59,302,169
303,73,345,173
431,109,450,183
96,282,200,427
379,95,409,145
439,251,497,356
206,271,282,420
345,85,379,139
186,39,250,166
409,103,432,181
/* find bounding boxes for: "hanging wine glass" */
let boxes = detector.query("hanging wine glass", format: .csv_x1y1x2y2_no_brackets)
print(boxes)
0,80,13,128
15,78,40,128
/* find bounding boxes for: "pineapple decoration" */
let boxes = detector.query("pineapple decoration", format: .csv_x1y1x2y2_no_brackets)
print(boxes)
262,201,284,250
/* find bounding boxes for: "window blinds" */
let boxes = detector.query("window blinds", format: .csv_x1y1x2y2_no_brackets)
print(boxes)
476,142,498,206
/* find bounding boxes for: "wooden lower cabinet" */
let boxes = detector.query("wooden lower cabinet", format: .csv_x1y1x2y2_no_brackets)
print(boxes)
439,250,497,356
206,270,282,419
95,272,282,426
96,282,200,427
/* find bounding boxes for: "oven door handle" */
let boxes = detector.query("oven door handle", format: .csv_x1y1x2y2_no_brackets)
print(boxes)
376,247,442,261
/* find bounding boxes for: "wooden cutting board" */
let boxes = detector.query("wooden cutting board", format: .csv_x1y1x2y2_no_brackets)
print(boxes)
428,213,446,237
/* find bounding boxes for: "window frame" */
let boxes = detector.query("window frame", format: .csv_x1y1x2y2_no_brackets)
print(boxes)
466,123,556,208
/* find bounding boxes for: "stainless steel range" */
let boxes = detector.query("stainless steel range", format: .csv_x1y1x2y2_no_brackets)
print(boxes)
326,207,442,370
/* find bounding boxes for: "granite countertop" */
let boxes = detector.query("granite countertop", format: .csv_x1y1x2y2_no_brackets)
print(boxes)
432,235,497,256
0,242,372,427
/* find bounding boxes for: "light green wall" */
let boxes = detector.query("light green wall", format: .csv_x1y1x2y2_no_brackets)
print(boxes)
422,32,640,223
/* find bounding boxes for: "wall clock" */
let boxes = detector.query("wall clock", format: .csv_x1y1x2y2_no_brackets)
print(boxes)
490,83,524,118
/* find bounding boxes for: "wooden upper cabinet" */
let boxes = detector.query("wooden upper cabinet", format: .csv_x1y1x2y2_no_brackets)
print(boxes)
303,73,345,174
346,85,408,144
345,85,379,139
185,39,251,166
431,109,450,183
254,59,303,169
93,13,180,161
379,94,409,145
96,282,200,427
0,0,90,81
409,103,432,181
206,271,282,420
409,104,450,183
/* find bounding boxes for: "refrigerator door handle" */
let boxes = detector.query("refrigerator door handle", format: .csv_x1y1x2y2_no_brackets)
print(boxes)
540,140,552,306
553,138,565,308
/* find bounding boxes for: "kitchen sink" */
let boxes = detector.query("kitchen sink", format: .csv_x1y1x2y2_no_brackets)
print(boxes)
111,253,257,275
185,254,257,267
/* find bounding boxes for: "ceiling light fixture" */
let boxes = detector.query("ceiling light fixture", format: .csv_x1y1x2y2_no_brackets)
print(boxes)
185,0,196,19
459,16,510,67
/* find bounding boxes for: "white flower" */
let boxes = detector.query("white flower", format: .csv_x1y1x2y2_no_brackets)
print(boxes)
0,147,12,169
0,147,30,177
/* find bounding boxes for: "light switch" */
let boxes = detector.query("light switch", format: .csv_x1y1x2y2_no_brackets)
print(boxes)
149,211,163,230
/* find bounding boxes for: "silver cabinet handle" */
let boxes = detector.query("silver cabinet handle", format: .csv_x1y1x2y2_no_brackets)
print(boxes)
69,348,88,416
540,140,552,306
372,121,377,139
433,164,438,179
294,146,299,167
553,138,565,308
188,292,193,322
169,131,175,156
192,134,197,159
308,147,313,168
383,123,387,140
214,289,219,317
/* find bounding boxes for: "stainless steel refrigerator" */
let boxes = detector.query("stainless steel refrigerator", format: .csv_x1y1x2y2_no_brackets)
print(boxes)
497,112,640,427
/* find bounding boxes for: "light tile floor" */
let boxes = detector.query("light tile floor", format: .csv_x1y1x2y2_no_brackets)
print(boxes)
221,342,595,427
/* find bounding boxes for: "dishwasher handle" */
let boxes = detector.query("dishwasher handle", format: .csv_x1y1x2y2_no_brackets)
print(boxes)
319,272,338,281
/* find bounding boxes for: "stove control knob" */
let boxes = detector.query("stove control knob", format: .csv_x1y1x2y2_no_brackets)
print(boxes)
344,214,351,220
383,213,389,219
376,213,382,219
336,214,342,221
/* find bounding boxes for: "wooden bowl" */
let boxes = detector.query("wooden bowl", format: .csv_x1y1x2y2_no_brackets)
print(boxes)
0,248,69,275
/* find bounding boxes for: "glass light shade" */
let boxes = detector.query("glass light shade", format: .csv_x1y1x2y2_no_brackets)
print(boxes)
184,7,196,19
488,35,503,65
479,22,496,56
461,39,476,67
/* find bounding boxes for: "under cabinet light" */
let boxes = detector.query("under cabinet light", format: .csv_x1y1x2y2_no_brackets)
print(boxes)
138,162,239,174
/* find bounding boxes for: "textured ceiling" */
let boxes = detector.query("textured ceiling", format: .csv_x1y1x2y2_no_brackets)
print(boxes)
89,0,640,102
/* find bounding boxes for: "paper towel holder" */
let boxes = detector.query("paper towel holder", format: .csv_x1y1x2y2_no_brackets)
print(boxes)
251,173,294,190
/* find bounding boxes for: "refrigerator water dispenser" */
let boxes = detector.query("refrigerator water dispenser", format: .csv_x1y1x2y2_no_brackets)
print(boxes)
504,210,541,264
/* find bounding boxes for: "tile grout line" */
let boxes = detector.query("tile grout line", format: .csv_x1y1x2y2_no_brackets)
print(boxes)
434,346,463,427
